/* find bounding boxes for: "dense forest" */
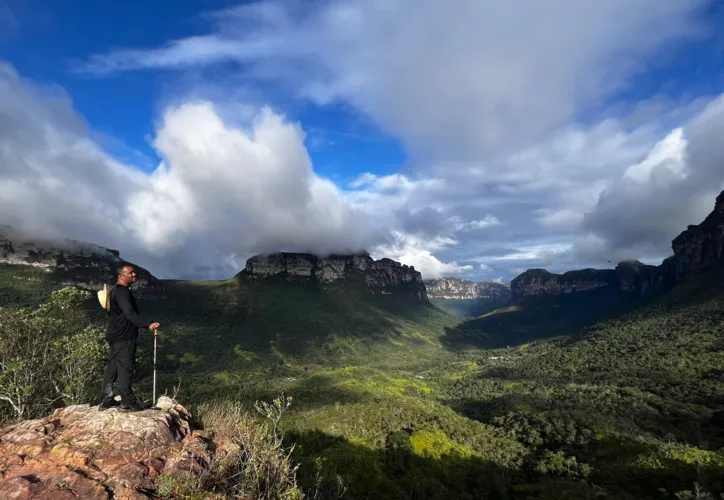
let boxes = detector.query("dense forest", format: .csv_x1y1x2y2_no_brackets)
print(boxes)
1,261,723,499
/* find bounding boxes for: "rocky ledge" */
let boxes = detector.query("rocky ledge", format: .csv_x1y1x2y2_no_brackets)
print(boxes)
244,252,428,300
424,277,511,301
511,189,724,302
0,226,158,296
0,397,224,500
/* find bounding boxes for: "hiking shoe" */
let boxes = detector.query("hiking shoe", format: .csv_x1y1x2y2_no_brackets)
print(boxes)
98,396,120,411
119,402,146,412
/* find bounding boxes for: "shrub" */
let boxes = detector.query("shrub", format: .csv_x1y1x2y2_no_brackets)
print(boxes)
0,287,105,420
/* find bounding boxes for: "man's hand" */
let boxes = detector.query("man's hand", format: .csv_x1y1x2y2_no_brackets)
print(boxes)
149,322,161,333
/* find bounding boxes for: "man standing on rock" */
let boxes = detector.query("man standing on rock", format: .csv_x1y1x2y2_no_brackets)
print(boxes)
98,264,160,412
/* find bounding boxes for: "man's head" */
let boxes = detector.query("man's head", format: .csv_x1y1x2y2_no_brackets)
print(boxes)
116,265,138,287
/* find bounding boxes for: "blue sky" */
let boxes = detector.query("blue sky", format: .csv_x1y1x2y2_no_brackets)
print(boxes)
1,0,406,179
1,0,724,281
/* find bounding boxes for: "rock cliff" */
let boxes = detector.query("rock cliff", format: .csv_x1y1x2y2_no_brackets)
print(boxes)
671,190,724,277
244,252,428,300
0,397,221,500
511,268,613,301
424,277,510,301
509,263,674,302
0,226,159,296
511,189,724,302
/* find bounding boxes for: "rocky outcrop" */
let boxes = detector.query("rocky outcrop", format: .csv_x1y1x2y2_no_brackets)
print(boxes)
0,226,158,296
615,259,675,295
244,252,428,300
510,260,676,302
510,268,620,302
672,190,724,277
0,397,224,499
424,277,511,301
511,190,724,302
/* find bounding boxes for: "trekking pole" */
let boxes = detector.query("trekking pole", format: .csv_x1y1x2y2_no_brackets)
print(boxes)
152,329,158,408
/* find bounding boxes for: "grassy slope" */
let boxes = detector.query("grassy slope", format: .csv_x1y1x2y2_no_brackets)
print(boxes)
2,263,724,498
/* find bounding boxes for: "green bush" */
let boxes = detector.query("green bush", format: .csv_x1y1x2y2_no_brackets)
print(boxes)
0,287,105,421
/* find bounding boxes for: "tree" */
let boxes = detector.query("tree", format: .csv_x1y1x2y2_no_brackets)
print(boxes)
0,287,106,421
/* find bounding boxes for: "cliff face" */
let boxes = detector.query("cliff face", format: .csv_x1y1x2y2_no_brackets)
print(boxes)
0,227,158,296
244,252,428,300
511,268,617,302
424,277,511,301
511,189,724,303
510,262,673,302
671,190,724,277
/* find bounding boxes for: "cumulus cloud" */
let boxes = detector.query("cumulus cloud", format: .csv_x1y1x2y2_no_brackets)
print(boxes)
0,62,388,279
370,232,474,280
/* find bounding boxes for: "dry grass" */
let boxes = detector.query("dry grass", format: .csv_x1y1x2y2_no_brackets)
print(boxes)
156,397,306,499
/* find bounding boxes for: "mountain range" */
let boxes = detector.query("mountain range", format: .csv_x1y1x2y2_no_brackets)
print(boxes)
4,188,722,319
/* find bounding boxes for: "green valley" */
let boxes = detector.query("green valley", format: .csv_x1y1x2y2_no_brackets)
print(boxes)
1,190,723,499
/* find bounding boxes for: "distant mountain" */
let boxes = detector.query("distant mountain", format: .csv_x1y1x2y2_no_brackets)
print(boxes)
509,260,674,303
423,277,511,318
0,226,160,300
510,189,724,304
424,277,510,300
451,189,724,349
0,227,430,302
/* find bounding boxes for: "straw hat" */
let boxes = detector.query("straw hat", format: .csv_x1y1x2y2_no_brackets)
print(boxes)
97,283,112,312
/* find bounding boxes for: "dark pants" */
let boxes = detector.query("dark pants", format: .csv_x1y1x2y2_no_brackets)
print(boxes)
99,339,138,405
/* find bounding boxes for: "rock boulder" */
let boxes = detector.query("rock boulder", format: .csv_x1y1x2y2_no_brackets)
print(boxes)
0,397,218,499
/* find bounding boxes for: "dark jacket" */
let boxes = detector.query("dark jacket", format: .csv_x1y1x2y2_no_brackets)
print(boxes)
106,284,153,344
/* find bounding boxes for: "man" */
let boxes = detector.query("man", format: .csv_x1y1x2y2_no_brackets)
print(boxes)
98,264,160,411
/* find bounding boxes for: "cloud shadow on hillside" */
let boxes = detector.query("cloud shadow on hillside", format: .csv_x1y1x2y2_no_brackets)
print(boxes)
143,276,449,370
285,428,519,500
282,428,722,499
439,290,650,350
441,388,722,451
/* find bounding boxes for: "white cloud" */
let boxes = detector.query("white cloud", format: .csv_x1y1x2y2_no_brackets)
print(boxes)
622,127,687,184
371,231,474,280
536,208,584,228
0,63,393,278
348,172,377,188
338,100,724,281
452,215,501,232
488,244,573,263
